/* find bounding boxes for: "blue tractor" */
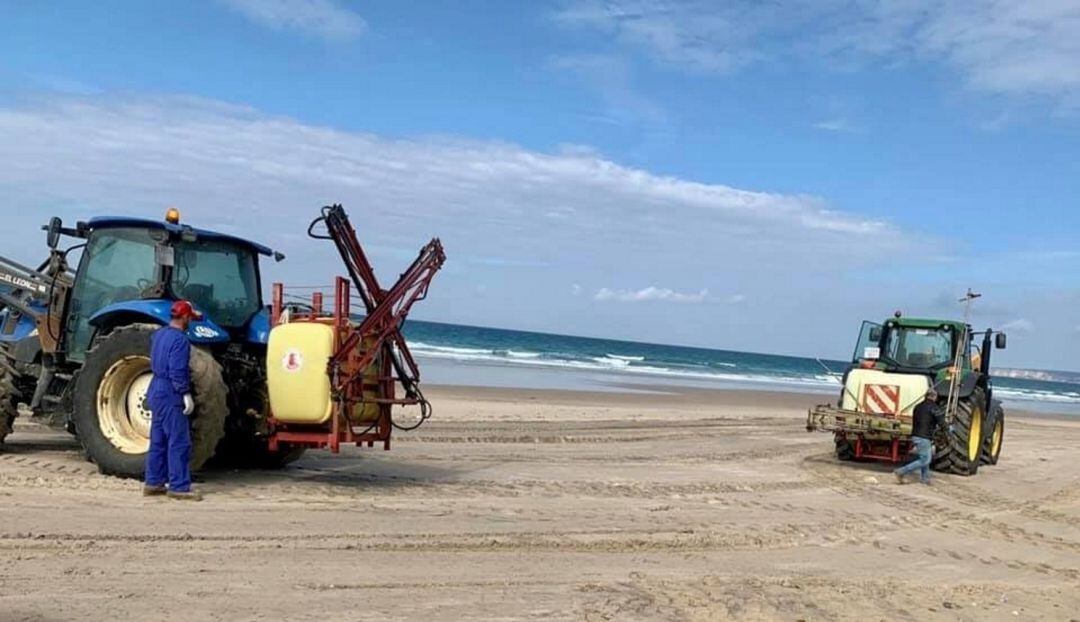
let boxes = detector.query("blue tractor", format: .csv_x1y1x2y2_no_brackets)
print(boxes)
0,209,303,477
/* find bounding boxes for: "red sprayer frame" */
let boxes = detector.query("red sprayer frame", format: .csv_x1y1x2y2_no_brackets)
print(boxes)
267,205,445,453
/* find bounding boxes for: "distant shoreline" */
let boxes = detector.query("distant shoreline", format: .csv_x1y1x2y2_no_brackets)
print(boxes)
420,367,1080,419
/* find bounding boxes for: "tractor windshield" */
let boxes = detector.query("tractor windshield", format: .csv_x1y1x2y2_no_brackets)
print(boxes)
883,326,953,369
172,239,261,328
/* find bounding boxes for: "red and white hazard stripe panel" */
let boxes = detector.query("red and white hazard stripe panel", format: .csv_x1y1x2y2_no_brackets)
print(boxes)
862,384,901,417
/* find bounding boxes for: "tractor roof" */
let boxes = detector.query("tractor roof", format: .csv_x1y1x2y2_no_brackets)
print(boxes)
888,317,969,331
87,217,274,256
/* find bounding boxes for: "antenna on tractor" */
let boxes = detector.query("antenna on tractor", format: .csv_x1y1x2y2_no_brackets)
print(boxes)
945,289,981,422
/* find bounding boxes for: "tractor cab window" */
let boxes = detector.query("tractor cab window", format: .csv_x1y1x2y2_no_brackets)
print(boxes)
852,320,883,362
172,239,260,328
67,228,159,360
883,326,953,369
969,343,982,371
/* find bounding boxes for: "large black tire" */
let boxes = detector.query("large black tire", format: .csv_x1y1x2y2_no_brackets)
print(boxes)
932,388,985,476
71,325,228,478
0,343,20,445
188,345,229,468
835,435,855,461
981,402,1004,465
216,385,306,469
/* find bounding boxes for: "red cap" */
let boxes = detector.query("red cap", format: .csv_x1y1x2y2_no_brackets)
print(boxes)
170,300,204,320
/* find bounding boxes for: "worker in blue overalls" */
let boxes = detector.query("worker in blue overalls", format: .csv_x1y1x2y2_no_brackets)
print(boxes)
143,300,203,501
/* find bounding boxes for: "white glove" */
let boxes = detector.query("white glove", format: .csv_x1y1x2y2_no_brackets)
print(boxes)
183,394,195,416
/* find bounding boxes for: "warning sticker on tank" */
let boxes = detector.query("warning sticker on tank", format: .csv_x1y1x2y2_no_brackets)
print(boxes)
862,383,900,417
283,349,304,373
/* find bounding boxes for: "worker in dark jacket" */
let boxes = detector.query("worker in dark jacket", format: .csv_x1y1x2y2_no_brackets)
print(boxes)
894,388,944,485
144,300,202,501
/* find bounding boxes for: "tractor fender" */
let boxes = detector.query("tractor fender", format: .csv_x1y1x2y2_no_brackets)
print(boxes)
89,300,230,344
933,372,981,401
246,308,271,345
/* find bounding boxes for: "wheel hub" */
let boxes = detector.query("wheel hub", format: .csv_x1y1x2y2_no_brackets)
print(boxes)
97,356,153,454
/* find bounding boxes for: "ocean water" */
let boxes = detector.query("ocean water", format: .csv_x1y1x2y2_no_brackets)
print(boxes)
403,320,1080,414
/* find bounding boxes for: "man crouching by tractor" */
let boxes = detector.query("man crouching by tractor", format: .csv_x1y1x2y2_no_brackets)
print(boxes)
894,389,945,485
143,301,203,501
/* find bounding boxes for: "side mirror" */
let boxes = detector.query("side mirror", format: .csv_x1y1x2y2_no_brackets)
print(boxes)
995,333,1007,349
45,217,63,249
868,327,882,342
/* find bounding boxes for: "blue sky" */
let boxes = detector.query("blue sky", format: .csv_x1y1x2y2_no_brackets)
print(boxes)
1,1,1078,369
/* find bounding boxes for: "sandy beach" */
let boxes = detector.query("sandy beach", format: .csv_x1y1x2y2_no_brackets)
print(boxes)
1,384,1078,621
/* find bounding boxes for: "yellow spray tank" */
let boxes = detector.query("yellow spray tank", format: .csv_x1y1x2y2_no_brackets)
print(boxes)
267,322,383,425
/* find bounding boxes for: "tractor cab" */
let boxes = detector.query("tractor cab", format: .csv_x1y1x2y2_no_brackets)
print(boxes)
852,315,1006,384
854,318,968,375
54,210,279,361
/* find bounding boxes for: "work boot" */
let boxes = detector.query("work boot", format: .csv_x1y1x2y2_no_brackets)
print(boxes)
143,484,167,497
894,472,905,485
167,489,203,502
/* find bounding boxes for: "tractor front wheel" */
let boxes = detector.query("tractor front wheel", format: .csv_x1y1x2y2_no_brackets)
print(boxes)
932,388,985,476
835,435,855,461
71,325,228,478
0,343,20,445
981,402,1004,465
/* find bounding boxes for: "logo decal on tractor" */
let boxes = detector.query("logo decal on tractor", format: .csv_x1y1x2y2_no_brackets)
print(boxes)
283,349,304,373
863,384,900,417
193,325,219,339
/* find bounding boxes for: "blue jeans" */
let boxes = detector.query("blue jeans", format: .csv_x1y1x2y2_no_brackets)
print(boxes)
895,436,934,483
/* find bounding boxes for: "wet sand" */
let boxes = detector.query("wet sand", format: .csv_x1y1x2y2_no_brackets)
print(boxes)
1,385,1078,621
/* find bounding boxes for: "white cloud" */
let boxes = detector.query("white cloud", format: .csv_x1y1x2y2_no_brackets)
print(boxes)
0,94,912,335
724,294,746,304
0,95,895,244
221,0,366,40
554,1,761,74
813,118,857,133
1000,319,1035,333
550,54,668,126
595,287,708,303
556,0,1080,107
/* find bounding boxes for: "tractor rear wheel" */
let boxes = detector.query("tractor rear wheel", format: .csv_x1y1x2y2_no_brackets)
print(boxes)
981,402,1004,465
0,343,20,445
71,325,228,478
835,435,855,461
932,387,985,476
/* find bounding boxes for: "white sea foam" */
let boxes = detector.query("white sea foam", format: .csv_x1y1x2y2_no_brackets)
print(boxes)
407,341,1079,406
409,342,839,391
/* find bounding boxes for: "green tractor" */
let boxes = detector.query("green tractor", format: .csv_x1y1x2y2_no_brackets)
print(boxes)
807,312,1007,476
